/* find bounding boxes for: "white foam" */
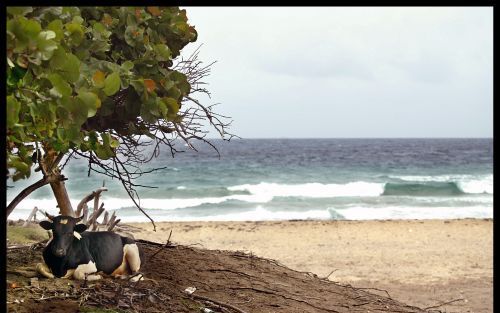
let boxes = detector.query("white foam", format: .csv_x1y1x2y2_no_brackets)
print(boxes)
457,175,493,194
6,193,273,217
116,206,332,223
228,182,385,198
335,205,492,220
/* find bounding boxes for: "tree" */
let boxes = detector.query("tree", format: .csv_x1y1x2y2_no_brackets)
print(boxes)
6,6,234,225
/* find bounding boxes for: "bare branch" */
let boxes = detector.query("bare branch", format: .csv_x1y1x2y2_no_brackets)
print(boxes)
76,187,108,216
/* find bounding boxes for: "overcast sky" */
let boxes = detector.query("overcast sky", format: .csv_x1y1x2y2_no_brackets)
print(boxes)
181,7,493,138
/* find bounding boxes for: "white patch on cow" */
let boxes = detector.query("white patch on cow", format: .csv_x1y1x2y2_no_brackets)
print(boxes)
73,231,82,240
123,243,141,273
36,262,55,279
73,261,101,281
59,219,68,224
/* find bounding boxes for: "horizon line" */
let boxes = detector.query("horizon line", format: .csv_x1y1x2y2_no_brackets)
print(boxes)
203,137,493,140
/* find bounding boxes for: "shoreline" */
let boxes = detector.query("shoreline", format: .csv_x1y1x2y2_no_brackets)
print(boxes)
125,218,492,313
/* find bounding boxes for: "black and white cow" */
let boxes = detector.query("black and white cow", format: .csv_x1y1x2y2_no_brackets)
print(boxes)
36,214,143,281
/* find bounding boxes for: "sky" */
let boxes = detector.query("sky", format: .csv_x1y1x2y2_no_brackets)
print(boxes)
180,7,493,138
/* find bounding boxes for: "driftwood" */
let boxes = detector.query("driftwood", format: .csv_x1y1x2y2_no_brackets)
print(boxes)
30,186,121,232
102,211,109,225
89,203,105,230
107,212,117,229
76,187,108,216
23,207,39,227
107,219,121,232
82,206,89,225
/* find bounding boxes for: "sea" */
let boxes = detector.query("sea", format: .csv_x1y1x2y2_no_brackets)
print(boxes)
6,138,493,223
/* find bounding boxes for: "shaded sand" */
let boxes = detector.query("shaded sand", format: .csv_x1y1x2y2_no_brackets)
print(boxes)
128,218,493,313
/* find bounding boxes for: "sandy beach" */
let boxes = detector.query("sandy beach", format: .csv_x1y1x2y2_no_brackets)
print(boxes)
126,218,493,313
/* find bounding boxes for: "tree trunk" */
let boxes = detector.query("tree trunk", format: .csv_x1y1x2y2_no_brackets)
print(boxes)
50,179,75,217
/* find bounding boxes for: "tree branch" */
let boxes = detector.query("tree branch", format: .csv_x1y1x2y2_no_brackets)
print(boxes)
7,178,49,218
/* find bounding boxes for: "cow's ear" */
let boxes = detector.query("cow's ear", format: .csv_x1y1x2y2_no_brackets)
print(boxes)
74,223,87,233
39,221,53,230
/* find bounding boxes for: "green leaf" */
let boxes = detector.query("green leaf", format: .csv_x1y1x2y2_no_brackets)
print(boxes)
94,145,111,159
48,73,72,98
36,31,58,60
23,18,42,40
77,91,101,117
66,126,81,143
7,96,21,128
72,16,84,25
47,20,64,41
66,22,84,46
164,97,179,120
7,7,33,16
49,47,66,68
167,87,181,100
50,48,81,83
95,133,115,159
61,96,88,126
59,53,81,83
110,137,120,148
103,72,121,96
8,17,41,50
8,156,31,181
121,61,134,71
154,44,171,61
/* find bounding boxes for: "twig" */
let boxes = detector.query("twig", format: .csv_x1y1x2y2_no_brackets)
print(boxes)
355,287,392,299
423,298,465,311
149,230,173,261
190,293,249,313
228,286,341,312
321,269,338,280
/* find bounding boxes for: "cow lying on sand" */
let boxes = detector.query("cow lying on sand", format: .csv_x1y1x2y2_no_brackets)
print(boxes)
36,214,143,282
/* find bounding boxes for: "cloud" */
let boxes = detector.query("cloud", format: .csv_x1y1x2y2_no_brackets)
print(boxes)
183,7,493,138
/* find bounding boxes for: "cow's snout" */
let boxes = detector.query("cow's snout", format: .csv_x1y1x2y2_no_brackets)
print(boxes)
54,248,65,257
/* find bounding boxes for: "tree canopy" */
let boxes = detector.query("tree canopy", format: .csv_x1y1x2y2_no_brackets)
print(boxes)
6,7,233,220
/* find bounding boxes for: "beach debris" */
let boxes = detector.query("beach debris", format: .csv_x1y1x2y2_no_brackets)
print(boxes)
23,206,39,226
202,308,214,313
184,286,197,295
30,277,39,288
8,281,18,289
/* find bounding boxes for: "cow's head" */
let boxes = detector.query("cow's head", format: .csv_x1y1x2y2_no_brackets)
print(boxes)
39,214,87,257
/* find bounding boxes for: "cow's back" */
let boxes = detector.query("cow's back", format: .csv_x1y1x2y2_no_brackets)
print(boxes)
83,231,125,274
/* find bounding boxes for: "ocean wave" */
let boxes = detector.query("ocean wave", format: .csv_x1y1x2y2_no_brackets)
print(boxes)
228,182,385,198
8,177,492,216
382,182,464,196
389,174,492,194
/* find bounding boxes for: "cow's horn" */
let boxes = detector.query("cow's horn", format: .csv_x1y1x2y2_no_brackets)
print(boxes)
44,211,55,221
